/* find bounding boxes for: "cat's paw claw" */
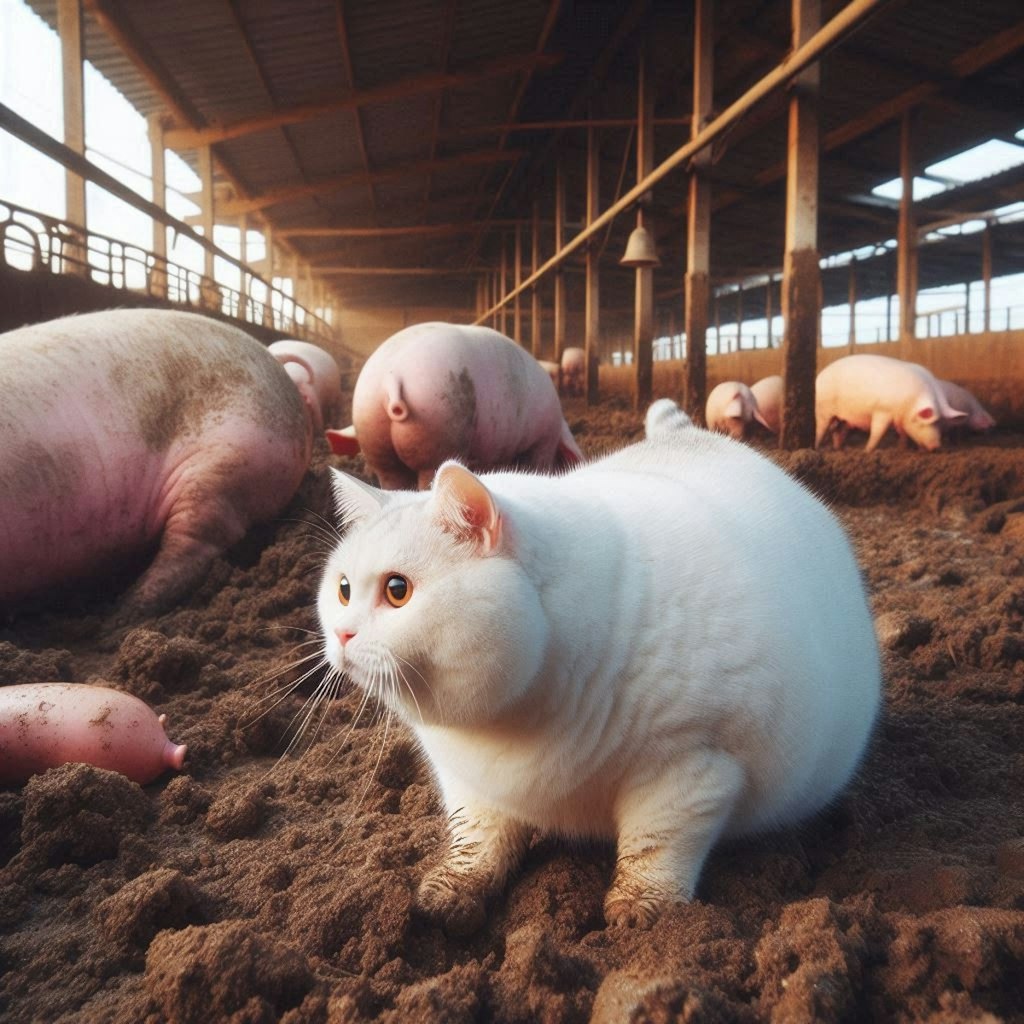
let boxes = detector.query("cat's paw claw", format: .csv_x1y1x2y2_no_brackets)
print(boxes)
416,875,487,936
604,897,660,930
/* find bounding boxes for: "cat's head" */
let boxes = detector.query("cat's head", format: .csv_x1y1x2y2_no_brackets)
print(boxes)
318,461,549,728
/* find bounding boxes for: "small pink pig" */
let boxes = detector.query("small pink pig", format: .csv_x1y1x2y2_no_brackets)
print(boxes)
705,381,762,438
815,354,966,452
937,379,996,435
561,347,586,397
750,375,783,434
269,340,344,431
539,360,562,392
326,323,583,490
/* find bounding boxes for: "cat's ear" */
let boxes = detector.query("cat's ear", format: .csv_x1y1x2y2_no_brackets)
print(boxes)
431,461,501,554
331,469,386,525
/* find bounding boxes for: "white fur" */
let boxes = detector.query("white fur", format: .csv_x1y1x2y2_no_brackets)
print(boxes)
644,397,692,438
319,425,881,920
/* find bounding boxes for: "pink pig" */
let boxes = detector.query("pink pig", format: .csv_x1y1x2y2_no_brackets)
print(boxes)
268,340,344,431
0,309,316,620
705,381,763,438
538,360,562,392
750,375,783,434
937,379,996,434
326,322,583,490
815,354,966,452
560,347,586,397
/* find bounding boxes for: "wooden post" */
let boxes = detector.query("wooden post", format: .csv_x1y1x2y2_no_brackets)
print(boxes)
147,113,168,297
847,259,857,349
239,213,250,319
780,0,822,450
982,222,992,333
499,237,508,335
531,200,541,357
897,110,917,354
585,122,601,404
198,145,215,283
766,273,774,347
58,0,86,273
684,0,713,423
632,49,654,412
264,222,275,326
736,283,744,349
554,158,567,364
513,223,523,344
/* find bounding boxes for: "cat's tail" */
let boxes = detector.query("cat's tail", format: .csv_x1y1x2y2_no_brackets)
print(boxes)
556,420,585,470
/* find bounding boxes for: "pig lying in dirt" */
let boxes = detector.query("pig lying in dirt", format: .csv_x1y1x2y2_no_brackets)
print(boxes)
0,309,316,622
326,322,583,489
269,339,344,431
815,354,967,452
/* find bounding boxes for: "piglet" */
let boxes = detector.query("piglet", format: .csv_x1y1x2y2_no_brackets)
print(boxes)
269,340,344,431
815,354,966,452
539,360,562,392
705,381,762,438
328,322,583,490
0,683,187,786
560,347,586,397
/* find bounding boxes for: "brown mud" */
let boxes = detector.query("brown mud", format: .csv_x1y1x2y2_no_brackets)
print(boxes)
2,399,1024,1023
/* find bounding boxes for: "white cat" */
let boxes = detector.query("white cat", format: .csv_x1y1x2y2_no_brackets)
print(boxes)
318,421,881,932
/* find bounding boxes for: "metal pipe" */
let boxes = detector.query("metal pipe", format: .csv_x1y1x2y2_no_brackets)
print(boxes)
474,0,893,325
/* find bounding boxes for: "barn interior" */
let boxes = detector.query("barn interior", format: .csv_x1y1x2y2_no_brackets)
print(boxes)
1,0,1022,440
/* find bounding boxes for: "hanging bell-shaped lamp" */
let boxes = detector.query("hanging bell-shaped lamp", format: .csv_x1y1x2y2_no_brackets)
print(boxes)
619,223,660,268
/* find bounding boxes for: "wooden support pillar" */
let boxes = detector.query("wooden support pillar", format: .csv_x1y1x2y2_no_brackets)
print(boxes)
499,238,508,335
554,158,567,364
847,259,857,349
736,283,744,349
780,0,822,450
239,213,250,317
147,114,168,297
585,123,601,405
58,0,86,273
632,50,655,412
513,223,523,343
897,110,917,353
684,0,712,423
263,222,275,326
766,274,774,347
531,200,541,357
198,145,215,283
982,222,992,333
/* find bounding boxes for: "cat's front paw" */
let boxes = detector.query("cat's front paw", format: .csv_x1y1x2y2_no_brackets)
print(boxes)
416,870,487,936
603,894,663,930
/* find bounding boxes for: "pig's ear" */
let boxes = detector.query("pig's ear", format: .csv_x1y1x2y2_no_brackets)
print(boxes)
913,400,940,425
331,469,385,525
431,461,501,554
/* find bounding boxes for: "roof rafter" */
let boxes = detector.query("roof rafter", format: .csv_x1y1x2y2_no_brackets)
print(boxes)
164,50,561,149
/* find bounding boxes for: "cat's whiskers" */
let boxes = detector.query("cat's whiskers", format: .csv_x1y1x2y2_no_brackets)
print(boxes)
241,645,326,726
386,651,424,725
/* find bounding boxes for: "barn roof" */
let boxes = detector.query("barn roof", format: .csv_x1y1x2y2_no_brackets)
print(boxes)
22,0,1024,320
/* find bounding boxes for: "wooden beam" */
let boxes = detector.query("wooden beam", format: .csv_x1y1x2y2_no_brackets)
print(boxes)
58,0,86,254
514,222,523,344
632,49,655,413
499,236,509,335
278,222,519,239
780,0,821,451
897,110,917,351
531,200,542,358
217,149,525,217
164,51,561,149
585,122,600,405
315,266,485,276
684,0,713,425
147,113,167,297
199,144,215,279
417,0,458,222
335,0,376,215
474,0,893,326
554,156,567,364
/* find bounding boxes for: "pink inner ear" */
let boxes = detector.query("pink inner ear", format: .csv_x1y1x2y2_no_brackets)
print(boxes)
917,406,936,423
435,463,501,552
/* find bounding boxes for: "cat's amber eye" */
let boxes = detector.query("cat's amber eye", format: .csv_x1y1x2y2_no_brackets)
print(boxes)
384,574,412,608
338,575,351,605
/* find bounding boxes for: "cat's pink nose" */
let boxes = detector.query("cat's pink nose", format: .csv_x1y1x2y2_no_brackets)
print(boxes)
336,628,357,647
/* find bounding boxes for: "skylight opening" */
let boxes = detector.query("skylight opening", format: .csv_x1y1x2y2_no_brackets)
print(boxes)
926,139,1024,183
871,176,948,202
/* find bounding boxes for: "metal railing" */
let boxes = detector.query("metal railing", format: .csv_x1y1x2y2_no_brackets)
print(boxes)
0,199,336,346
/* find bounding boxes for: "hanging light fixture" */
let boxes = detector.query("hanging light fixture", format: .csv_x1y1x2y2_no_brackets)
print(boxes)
620,222,660,268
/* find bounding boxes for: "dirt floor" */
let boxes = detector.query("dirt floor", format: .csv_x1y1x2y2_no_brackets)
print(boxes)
2,399,1024,1024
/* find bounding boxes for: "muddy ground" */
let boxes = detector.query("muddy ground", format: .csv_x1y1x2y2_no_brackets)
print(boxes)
2,399,1024,1023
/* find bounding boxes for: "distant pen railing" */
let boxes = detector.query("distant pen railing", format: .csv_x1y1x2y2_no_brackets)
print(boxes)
0,199,335,347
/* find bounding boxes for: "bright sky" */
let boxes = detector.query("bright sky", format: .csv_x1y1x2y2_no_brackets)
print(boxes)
1,0,1021,349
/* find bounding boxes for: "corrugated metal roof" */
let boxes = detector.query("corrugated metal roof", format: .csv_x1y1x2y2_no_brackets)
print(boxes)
15,0,1024,314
